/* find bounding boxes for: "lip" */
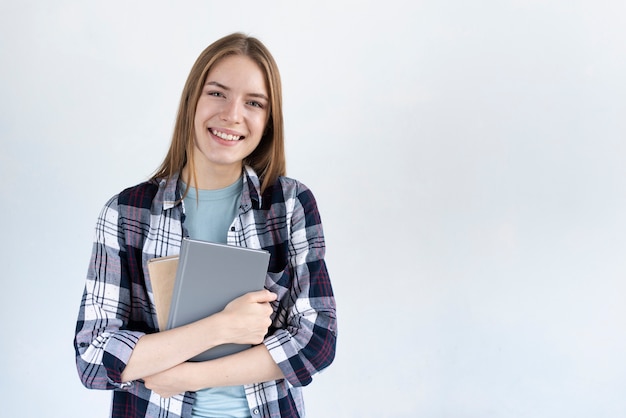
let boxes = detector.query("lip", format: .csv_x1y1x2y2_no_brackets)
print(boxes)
209,127,246,144
211,127,244,137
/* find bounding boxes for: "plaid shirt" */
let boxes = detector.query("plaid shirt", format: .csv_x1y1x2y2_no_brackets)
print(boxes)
74,166,337,418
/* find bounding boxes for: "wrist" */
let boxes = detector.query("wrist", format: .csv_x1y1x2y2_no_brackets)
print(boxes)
184,359,216,392
201,311,229,348
180,362,202,392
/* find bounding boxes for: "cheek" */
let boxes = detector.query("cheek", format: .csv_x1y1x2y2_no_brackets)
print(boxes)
193,112,202,130
194,100,212,124
254,114,269,135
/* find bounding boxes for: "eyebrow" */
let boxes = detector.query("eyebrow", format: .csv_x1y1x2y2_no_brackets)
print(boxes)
205,81,269,101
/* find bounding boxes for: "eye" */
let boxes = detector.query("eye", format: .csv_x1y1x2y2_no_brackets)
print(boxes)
207,90,225,98
247,100,265,109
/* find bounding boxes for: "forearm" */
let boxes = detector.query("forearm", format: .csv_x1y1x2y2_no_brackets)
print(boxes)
122,290,277,383
186,344,283,391
121,314,228,382
141,344,283,397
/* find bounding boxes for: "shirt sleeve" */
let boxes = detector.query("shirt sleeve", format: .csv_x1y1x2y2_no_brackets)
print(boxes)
263,183,338,387
74,195,146,390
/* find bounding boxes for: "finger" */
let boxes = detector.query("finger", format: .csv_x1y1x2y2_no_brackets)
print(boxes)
247,289,278,303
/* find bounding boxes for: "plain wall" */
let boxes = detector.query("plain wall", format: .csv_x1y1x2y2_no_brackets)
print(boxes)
1,1,625,417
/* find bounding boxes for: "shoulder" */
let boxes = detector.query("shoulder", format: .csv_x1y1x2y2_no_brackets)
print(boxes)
100,179,161,216
261,176,316,204
264,176,322,222
278,176,316,198
117,179,160,209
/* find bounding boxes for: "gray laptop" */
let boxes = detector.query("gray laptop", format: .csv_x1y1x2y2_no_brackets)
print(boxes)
166,237,270,362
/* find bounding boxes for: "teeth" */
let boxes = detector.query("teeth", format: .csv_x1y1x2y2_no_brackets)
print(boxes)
212,129,242,141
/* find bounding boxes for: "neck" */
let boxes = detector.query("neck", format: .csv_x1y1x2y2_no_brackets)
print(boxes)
182,164,243,190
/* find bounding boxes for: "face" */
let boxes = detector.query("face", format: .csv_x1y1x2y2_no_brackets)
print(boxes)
192,55,269,178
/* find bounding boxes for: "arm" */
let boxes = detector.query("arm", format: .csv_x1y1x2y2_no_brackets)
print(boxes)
143,344,283,398
121,290,277,382
262,182,338,387
74,194,277,389
74,196,145,390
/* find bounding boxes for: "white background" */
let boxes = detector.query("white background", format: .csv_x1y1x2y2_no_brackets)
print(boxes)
1,1,625,417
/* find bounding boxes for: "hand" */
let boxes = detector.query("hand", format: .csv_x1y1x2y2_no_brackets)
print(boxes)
143,362,195,398
219,290,277,345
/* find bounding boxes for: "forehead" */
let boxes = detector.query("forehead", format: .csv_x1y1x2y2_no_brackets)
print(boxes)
206,55,268,93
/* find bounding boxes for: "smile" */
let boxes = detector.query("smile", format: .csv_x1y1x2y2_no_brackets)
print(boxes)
211,128,243,141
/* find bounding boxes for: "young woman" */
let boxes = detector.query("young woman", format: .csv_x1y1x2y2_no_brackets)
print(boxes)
74,32,337,418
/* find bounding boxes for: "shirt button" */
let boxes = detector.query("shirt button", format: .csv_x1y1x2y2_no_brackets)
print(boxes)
253,409,259,415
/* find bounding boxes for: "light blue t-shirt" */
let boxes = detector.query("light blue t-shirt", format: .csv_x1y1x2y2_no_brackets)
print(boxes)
182,179,242,245
182,178,251,418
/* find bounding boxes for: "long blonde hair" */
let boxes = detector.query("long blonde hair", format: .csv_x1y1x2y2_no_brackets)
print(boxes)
152,33,286,194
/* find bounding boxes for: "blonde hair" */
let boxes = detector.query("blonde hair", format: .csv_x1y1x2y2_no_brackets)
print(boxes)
152,33,286,194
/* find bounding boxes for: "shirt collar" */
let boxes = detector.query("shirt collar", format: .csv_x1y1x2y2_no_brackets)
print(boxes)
158,166,263,211
160,172,181,210
242,165,262,210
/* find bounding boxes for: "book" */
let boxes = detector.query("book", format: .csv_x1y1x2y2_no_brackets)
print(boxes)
147,255,179,331
149,237,270,361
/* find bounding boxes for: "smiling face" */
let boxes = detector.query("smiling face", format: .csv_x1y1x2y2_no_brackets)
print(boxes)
191,54,269,187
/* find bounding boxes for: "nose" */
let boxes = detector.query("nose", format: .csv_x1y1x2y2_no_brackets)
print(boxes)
220,98,243,123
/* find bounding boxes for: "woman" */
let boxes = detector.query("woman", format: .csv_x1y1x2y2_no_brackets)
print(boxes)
74,32,337,418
